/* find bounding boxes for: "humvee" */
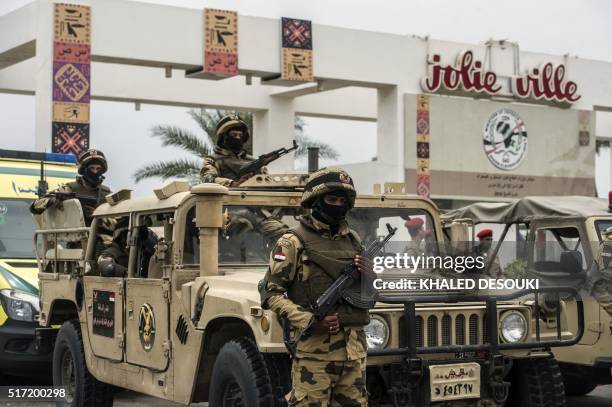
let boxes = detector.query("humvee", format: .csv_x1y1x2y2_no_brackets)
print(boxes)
442,196,612,396
35,177,584,406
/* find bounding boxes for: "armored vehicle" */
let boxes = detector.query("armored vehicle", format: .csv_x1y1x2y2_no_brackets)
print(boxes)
442,196,612,396
35,177,583,406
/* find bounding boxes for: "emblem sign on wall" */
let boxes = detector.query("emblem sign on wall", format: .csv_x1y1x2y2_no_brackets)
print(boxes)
416,95,431,197
281,18,314,82
52,3,91,156
204,9,238,76
482,109,528,171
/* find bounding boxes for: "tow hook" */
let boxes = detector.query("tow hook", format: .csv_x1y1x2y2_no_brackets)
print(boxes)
488,355,511,404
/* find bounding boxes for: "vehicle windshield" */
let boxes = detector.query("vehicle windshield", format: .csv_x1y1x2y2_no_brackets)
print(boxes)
0,199,38,259
209,205,437,266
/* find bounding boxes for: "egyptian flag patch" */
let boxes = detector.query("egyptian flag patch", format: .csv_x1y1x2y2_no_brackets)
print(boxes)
273,251,287,262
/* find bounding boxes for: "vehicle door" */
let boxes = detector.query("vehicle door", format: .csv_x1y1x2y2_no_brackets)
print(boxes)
528,219,599,345
124,211,173,371
83,215,127,362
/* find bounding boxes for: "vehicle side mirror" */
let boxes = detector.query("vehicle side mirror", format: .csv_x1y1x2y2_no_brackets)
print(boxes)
560,250,583,274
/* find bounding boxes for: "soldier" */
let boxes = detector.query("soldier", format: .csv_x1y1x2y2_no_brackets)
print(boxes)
261,167,372,406
476,229,503,277
30,148,112,225
404,217,432,257
97,217,129,277
200,114,266,187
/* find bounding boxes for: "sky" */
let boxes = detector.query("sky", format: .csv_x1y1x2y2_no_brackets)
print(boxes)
1,0,612,196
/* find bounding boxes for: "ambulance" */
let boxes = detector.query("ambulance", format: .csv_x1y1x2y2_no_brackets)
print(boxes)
0,149,77,377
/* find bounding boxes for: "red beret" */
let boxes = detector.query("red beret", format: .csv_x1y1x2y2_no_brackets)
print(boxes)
477,229,493,239
405,218,424,230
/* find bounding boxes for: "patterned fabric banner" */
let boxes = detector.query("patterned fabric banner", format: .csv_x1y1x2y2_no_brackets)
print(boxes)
416,95,430,197
578,110,591,147
204,9,238,76
281,18,313,82
52,3,91,155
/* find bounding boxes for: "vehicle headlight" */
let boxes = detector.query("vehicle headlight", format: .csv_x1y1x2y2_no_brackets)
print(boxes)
500,311,527,343
0,289,39,322
364,315,389,350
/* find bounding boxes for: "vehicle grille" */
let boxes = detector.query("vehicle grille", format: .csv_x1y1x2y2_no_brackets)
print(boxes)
399,310,487,347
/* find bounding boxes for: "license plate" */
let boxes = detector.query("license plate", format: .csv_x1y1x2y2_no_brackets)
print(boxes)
429,362,481,402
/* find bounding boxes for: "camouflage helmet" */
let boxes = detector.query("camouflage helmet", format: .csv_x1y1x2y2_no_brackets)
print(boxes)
301,167,356,209
77,148,108,175
215,114,250,147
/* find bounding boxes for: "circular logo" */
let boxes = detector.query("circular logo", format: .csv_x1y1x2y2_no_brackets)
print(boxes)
483,109,528,171
138,303,156,352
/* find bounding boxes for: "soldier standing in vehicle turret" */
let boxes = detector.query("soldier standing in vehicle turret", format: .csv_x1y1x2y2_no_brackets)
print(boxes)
261,167,372,406
200,115,267,187
30,148,112,226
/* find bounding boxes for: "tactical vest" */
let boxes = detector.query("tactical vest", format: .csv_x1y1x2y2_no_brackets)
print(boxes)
66,179,110,206
211,152,255,181
287,223,370,326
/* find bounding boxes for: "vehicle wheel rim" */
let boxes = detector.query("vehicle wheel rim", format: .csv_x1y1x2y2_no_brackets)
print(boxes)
61,349,76,403
222,379,245,407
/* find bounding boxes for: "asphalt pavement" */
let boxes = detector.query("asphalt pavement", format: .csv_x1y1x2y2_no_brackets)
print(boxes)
2,374,611,406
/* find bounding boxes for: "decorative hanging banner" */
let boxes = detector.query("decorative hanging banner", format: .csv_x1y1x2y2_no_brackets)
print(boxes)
416,95,431,197
204,8,238,76
281,17,313,82
52,3,91,155
578,110,591,147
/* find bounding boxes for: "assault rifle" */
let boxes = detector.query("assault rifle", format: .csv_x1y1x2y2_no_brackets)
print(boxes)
237,140,298,178
283,223,397,357
46,191,100,208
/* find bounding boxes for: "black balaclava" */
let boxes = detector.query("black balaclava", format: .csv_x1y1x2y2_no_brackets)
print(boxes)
223,130,244,152
312,190,349,229
83,165,105,186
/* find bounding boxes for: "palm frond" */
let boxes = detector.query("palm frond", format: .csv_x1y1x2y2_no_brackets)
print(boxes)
132,159,201,182
151,125,213,157
295,133,339,159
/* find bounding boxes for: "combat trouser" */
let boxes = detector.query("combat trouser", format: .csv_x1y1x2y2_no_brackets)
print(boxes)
286,357,367,407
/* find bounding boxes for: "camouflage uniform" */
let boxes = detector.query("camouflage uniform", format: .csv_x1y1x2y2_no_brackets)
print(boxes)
200,146,266,186
262,168,369,407
98,219,129,277
30,149,111,226
200,115,266,186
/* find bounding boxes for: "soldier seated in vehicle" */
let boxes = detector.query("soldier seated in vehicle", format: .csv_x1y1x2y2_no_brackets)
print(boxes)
475,229,503,277
97,217,129,277
31,148,112,226
200,115,267,187
404,217,433,257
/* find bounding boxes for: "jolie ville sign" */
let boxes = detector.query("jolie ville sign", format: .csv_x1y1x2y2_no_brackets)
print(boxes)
421,50,580,104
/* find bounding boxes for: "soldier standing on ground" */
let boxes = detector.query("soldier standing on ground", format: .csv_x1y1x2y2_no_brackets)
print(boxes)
200,114,266,187
30,148,112,226
261,167,372,406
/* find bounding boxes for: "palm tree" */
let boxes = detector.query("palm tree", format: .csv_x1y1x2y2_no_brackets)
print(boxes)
133,109,338,183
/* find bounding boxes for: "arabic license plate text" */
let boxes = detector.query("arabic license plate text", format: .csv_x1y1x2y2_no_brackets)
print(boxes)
429,362,480,402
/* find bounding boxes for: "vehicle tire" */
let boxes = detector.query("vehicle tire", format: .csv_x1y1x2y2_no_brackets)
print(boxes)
209,337,275,407
53,319,114,407
506,356,566,407
563,380,597,396
262,353,292,406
